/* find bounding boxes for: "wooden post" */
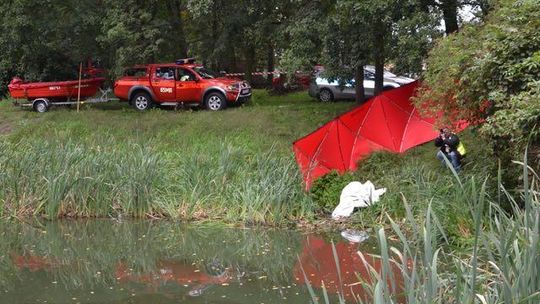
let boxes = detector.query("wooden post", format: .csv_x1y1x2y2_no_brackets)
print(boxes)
77,62,82,112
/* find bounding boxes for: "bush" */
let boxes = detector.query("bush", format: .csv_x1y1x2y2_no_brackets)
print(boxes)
310,171,355,212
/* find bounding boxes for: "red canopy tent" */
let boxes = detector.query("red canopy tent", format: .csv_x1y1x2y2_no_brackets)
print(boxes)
293,81,464,189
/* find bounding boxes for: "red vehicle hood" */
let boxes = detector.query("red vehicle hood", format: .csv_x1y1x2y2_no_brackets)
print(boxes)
205,78,243,86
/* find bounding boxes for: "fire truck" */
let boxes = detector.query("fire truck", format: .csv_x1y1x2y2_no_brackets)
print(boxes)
114,58,252,111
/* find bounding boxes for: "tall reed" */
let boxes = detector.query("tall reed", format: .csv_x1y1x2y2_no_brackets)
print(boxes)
0,139,311,224
306,154,539,303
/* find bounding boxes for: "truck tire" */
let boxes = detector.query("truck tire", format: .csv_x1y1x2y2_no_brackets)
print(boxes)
205,92,227,111
132,92,153,111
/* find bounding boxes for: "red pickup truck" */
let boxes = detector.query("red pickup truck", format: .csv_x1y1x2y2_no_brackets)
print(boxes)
114,59,252,111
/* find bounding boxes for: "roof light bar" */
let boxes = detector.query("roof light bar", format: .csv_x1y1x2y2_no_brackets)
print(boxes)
176,58,196,65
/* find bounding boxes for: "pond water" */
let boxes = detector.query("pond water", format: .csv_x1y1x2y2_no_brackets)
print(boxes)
0,220,385,303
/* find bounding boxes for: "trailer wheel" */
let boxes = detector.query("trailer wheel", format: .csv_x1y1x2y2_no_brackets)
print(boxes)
132,92,153,111
205,92,227,111
33,100,49,113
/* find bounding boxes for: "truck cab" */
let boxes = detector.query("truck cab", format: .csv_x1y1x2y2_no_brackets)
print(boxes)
114,59,252,111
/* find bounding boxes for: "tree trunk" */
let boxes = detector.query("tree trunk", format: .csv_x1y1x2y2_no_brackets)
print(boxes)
373,25,385,96
167,0,188,58
266,42,274,88
477,0,493,20
245,46,256,84
210,1,219,71
354,65,365,104
441,0,459,35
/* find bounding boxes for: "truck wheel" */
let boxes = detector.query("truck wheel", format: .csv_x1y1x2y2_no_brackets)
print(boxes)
205,92,227,111
132,92,153,111
33,100,49,113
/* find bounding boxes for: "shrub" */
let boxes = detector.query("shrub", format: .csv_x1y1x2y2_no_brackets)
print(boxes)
310,171,355,212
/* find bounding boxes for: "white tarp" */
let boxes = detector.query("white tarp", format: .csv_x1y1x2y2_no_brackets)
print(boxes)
332,181,386,219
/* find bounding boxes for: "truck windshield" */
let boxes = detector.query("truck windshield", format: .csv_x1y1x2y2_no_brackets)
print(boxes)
193,67,220,79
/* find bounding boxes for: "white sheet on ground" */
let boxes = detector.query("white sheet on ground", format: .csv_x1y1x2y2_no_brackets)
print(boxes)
331,181,386,219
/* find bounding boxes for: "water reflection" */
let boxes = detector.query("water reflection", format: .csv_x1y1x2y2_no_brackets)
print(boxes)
0,220,398,303
294,235,404,302
115,259,243,297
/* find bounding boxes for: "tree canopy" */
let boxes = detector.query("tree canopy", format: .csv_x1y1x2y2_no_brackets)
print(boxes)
0,0,452,93
416,0,540,153
0,0,537,149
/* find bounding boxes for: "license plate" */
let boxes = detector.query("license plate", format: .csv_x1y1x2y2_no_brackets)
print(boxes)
241,89,250,94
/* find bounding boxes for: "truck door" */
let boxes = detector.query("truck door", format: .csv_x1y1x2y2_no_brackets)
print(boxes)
151,66,176,102
176,68,202,103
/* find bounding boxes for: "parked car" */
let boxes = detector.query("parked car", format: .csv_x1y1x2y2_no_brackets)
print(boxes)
271,70,312,92
308,68,414,102
114,58,252,111
364,65,415,85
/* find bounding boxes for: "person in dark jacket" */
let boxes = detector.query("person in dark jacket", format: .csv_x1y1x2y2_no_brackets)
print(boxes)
435,128,461,171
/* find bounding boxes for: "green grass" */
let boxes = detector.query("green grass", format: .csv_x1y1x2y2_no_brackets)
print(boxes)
310,127,497,246
0,90,353,223
0,89,499,232
306,157,540,303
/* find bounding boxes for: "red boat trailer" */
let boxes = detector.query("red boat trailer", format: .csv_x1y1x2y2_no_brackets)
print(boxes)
8,75,117,113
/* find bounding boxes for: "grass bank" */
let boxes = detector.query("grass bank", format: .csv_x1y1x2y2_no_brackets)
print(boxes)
0,90,352,224
0,89,497,233
306,159,539,303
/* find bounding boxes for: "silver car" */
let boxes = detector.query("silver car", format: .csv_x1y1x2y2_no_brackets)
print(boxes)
364,65,415,85
308,68,415,102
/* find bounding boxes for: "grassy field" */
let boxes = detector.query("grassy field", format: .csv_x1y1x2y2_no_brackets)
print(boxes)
0,90,353,223
0,89,496,232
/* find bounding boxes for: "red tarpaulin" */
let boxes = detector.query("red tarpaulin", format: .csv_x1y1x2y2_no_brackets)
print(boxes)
293,81,464,189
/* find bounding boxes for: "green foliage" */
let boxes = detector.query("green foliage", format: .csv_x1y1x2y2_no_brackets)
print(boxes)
308,131,497,246
418,0,540,153
0,0,106,91
281,0,441,96
310,171,355,212
98,0,168,77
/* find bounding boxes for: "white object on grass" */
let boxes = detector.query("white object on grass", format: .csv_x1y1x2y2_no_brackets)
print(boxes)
331,181,386,219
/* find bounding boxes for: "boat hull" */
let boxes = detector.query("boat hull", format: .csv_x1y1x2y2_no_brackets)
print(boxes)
8,78,106,101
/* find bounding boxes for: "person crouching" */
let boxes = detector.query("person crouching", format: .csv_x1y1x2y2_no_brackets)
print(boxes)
435,128,461,171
